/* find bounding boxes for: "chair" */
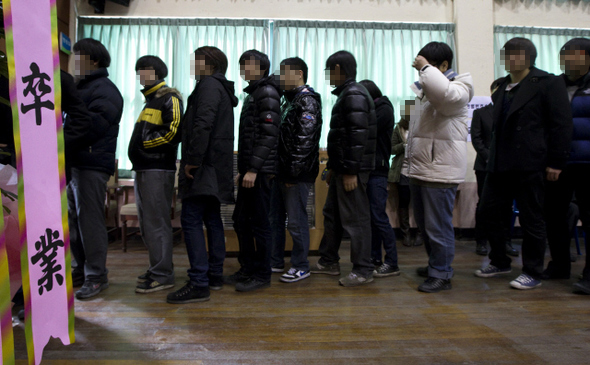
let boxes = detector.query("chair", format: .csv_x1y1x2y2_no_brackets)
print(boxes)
119,161,182,252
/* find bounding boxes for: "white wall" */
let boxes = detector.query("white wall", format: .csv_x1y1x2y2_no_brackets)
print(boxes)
494,0,590,28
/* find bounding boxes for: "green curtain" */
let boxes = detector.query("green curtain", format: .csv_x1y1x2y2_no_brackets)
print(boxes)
78,17,455,167
79,18,269,170
494,25,590,79
272,20,456,147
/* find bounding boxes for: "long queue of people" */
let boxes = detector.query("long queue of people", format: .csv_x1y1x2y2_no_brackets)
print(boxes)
61,36,590,303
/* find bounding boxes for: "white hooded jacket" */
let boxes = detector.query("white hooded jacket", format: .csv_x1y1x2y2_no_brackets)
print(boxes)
406,65,474,184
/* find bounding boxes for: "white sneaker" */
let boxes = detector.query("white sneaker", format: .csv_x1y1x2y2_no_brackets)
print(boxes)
280,268,310,283
510,274,542,290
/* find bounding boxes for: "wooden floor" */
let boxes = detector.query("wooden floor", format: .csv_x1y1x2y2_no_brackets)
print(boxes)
13,237,590,365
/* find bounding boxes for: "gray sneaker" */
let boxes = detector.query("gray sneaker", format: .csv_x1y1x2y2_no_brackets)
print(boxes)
373,263,401,278
310,262,340,276
474,264,512,278
339,272,373,287
75,281,109,300
135,279,175,294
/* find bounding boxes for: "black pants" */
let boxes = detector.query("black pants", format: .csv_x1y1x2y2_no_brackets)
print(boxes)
480,171,546,279
318,172,373,277
475,170,487,243
545,165,590,278
232,173,273,282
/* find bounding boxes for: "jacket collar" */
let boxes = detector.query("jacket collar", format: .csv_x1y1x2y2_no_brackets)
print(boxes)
244,75,275,94
331,78,355,96
78,67,109,86
284,84,313,102
493,67,546,123
562,70,590,90
141,81,166,100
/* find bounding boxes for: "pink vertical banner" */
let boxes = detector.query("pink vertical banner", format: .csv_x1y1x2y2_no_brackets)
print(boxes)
3,0,74,364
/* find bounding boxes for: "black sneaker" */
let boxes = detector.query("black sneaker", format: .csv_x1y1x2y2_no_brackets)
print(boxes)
418,277,452,293
72,269,85,287
137,271,151,284
235,278,270,292
167,282,210,304
573,278,590,295
135,278,174,294
541,263,570,280
208,275,224,291
223,270,251,285
475,242,488,256
413,235,424,247
506,243,519,257
75,281,109,300
373,263,401,278
474,264,512,278
371,258,383,267
310,261,340,276
416,266,428,278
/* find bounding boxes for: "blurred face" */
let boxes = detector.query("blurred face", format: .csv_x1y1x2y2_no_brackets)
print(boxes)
279,65,303,90
501,49,529,73
74,53,98,78
325,64,345,87
136,68,158,87
191,55,214,80
401,101,416,121
240,58,265,82
561,49,590,79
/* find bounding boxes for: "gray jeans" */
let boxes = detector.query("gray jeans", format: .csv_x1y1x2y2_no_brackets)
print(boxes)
68,168,110,283
135,170,175,284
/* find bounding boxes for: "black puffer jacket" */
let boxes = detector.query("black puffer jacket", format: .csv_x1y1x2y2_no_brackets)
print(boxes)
327,79,377,175
179,73,239,204
68,68,123,175
372,96,394,177
237,75,282,175
278,85,323,183
128,82,183,171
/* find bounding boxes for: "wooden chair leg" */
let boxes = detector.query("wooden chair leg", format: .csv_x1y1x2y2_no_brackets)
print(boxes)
122,219,127,253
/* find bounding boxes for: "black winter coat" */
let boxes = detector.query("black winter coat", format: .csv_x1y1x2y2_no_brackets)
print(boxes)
470,103,493,172
488,68,573,173
237,75,282,175
128,82,183,171
179,73,239,204
327,79,377,175
278,85,322,183
372,96,394,177
67,68,123,175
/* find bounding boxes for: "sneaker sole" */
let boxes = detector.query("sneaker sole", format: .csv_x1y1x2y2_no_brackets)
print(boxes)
418,283,452,293
339,277,374,287
167,296,210,304
75,283,109,300
510,281,542,290
209,285,223,291
135,283,175,294
271,268,285,273
573,282,590,294
373,271,401,278
474,269,512,278
235,282,271,292
280,273,311,283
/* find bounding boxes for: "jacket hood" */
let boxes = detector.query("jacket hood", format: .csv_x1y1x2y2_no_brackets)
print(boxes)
375,95,393,110
206,73,239,107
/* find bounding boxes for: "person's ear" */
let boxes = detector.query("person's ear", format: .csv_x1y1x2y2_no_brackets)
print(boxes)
439,60,449,72
299,69,303,79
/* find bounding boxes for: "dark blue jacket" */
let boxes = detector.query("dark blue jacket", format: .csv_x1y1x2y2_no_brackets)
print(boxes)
566,72,590,165
68,68,123,175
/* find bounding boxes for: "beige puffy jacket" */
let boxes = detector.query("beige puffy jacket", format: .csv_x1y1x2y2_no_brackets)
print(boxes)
406,66,474,184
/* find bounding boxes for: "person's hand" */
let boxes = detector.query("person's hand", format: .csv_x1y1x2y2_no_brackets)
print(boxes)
184,164,199,179
285,183,296,188
242,171,257,188
234,173,241,186
546,167,562,182
0,143,7,148
412,55,429,71
342,174,358,192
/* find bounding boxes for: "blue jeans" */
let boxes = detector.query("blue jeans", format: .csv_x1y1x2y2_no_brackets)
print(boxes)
410,183,457,280
270,180,313,271
367,175,398,268
181,196,226,287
